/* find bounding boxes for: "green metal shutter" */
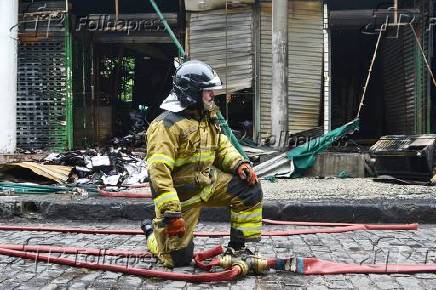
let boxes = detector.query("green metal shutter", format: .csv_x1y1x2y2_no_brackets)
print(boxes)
415,0,431,133
16,1,71,150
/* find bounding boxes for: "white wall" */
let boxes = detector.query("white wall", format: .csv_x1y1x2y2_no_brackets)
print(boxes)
0,0,18,153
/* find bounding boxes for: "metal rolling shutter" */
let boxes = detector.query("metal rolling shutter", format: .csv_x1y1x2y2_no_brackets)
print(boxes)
187,7,253,94
382,27,416,134
287,1,323,133
259,1,323,138
259,4,272,137
415,0,431,133
16,1,69,150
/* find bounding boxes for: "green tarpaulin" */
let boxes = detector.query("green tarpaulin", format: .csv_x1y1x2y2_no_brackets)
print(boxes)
286,118,360,176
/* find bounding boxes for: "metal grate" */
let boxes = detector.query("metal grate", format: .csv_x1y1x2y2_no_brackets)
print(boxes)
370,135,436,152
371,138,413,151
16,1,68,151
17,39,67,150
370,134,436,181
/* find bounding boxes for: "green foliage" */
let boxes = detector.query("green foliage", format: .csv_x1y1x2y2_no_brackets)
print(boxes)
100,57,136,102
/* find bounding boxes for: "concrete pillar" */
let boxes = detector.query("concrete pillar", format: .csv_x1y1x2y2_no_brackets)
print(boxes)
0,0,18,153
393,0,398,24
271,0,288,148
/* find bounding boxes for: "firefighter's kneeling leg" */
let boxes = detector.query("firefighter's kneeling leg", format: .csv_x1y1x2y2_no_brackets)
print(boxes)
147,208,200,268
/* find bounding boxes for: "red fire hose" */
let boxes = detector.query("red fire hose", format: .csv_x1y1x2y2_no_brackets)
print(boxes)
193,245,224,271
0,243,232,281
0,244,151,258
194,224,418,237
264,257,436,275
99,183,152,198
0,225,142,235
0,219,432,282
194,247,436,276
0,247,242,282
3,242,436,279
296,257,436,275
0,223,418,236
262,219,354,226
99,189,152,198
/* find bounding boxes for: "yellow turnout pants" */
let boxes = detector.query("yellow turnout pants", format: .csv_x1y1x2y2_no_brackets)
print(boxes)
147,169,263,268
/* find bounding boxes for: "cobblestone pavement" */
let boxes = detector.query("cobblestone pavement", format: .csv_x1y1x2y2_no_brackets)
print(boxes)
1,219,436,289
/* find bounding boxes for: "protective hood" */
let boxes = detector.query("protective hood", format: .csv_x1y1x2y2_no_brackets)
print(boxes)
160,92,187,112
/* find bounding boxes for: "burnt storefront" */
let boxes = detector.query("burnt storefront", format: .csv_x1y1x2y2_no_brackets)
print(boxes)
17,0,183,150
14,0,436,151
328,0,434,144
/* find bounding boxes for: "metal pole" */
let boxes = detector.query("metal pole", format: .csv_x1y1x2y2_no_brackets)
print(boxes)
323,3,331,134
65,0,74,150
115,0,119,21
393,0,398,24
254,0,261,142
271,0,288,148
225,1,229,120
0,0,18,153
148,0,185,57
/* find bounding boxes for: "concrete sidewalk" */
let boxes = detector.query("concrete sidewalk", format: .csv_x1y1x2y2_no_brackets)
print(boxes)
0,178,435,223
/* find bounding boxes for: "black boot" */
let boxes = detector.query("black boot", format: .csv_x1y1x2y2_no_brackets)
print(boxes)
140,219,153,238
224,241,254,257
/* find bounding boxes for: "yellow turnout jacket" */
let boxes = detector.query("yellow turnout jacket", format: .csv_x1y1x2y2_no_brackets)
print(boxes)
146,109,243,216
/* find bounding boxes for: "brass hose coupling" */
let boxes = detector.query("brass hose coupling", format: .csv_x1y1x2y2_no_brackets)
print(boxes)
232,260,249,277
219,255,269,274
245,256,269,274
219,255,233,269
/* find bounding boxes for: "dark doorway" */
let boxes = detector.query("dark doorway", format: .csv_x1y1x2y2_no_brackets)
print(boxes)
70,0,181,148
330,28,385,141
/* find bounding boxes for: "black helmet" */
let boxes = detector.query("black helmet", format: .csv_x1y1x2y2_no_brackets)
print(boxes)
173,60,222,109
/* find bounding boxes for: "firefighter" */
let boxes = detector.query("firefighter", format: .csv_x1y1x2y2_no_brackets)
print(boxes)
145,60,263,268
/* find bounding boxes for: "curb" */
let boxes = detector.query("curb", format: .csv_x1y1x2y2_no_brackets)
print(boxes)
1,196,436,223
